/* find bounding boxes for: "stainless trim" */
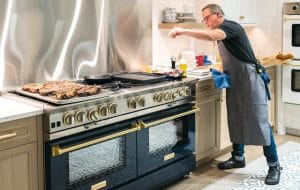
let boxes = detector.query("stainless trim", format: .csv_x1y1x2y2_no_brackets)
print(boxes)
45,99,192,141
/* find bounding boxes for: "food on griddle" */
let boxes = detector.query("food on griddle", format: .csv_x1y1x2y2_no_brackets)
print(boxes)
77,86,101,97
276,52,294,61
22,83,44,93
21,80,102,100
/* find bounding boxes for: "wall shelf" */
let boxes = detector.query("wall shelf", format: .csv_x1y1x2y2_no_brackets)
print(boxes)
158,23,206,29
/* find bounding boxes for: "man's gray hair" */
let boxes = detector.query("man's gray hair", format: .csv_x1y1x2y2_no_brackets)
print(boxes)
202,4,225,16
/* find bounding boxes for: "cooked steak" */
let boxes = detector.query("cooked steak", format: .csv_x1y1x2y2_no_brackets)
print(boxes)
21,81,102,100
22,83,43,93
77,86,101,97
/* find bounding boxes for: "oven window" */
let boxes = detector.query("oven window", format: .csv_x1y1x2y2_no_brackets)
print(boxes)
292,24,300,47
68,138,125,186
292,69,300,92
148,119,185,154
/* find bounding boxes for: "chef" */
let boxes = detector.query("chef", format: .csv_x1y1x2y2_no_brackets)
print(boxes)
168,4,281,185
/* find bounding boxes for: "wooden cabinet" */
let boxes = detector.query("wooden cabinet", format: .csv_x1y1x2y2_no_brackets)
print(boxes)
0,116,43,190
195,80,221,161
266,66,277,130
220,0,258,26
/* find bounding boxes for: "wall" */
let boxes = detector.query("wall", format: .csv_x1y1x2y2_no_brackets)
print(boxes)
153,0,284,67
0,0,152,90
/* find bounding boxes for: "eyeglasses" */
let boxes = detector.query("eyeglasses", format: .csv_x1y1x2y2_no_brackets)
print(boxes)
202,13,216,23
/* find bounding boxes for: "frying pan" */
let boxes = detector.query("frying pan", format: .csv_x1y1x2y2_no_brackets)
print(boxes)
83,73,114,84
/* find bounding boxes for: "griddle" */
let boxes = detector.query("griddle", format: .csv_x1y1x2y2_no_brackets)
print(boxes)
113,72,167,84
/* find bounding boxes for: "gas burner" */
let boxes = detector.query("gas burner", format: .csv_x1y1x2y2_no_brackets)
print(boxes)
101,81,143,91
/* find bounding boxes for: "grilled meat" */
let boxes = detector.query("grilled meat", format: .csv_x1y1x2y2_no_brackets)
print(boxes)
21,81,102,100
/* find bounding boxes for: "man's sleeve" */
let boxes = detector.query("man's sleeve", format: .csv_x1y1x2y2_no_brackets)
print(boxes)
219,23,239,39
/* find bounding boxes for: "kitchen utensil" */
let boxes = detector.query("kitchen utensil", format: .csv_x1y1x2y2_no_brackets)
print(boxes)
83,73,114,84
113,72,167,84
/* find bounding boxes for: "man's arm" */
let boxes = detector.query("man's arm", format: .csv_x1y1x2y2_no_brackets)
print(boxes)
168,27,226,41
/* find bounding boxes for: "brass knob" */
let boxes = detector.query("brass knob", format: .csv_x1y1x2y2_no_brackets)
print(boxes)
239,16,245,20
74,110,86,123
137,97,145,107
184,87,191,97
155,92,163,102
163,91,171,101
178,88,186,97
108,103,117,114
128,98,137,109
88,108,98,121
98,105,108,116
171,91,178,100
63,112,74,126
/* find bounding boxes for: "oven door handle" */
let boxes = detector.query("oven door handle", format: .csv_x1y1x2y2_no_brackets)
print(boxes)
138,106,200,128
51,123,141,157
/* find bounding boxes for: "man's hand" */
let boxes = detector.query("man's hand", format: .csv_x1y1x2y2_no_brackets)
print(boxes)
168,27,186,38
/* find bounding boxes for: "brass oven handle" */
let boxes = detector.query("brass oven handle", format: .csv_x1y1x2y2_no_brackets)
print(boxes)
138,106,200,128
0,132,17,140
51,123,141,157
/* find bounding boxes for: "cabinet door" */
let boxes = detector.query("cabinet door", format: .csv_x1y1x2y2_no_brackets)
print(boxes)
195,95,221,161
0,143,38,190
219,0,258,25
219,0,240,22
239,0,258,25
219,90,231,150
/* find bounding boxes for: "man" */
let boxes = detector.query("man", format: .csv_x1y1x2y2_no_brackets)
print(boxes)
169,4,281,185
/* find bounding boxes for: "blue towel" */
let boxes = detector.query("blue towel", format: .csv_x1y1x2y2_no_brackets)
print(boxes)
210,68,231,89
259,71,271,100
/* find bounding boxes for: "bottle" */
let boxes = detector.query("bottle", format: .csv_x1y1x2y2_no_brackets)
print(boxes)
179,58,187,77
171,56,176,69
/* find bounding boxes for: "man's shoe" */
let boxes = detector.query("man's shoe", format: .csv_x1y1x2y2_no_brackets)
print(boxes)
264,166,282,185
217,157,246,170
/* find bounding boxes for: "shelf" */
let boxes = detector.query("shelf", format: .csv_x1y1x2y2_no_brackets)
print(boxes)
158,23,206,29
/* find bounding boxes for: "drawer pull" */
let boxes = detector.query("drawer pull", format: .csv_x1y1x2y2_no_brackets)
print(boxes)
91,180,107,190
0,132,17,140
199,85,212,92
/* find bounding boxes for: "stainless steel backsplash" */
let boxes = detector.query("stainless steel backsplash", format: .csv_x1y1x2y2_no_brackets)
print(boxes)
0,0,152,90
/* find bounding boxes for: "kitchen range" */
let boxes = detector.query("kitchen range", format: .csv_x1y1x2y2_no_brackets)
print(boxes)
16,73,198,190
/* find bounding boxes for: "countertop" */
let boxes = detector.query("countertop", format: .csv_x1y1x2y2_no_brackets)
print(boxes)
0,95,43,123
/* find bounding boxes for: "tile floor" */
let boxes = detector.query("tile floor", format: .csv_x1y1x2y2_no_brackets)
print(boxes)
165,134,300,190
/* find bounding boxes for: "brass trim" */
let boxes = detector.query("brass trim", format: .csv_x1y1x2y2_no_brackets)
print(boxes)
91,180,107,190
0,132,17,140
138,106,200,128
164,152,175,161
52,123,141,157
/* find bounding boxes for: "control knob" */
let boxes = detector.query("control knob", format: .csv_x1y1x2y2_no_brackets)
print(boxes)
88,108,98,121
137,97,145,107
74,110,86,123
63,112,74,126
128,98,138,109
98,105,108,116
171,91,178,100
154,92,163,102
163,91,171,101
108,103,117,114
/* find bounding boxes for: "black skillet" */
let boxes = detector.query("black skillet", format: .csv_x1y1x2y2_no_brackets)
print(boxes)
83,73,114,84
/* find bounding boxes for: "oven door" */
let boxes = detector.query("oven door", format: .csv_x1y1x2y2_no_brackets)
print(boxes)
283,15,300,60
45,119,139,190
136,103,199,175
283,64,300,104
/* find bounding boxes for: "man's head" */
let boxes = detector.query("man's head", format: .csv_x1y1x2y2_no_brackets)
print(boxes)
201,4,225,29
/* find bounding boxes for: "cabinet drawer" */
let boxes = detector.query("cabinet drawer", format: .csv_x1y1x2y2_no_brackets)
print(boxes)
0,116,37,151
196,80,221,99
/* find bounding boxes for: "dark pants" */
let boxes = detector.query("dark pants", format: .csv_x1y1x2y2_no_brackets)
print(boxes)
231,126,279,167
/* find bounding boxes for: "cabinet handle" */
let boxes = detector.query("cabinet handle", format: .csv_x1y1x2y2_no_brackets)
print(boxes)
239,16,245,20
0,132,17,140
